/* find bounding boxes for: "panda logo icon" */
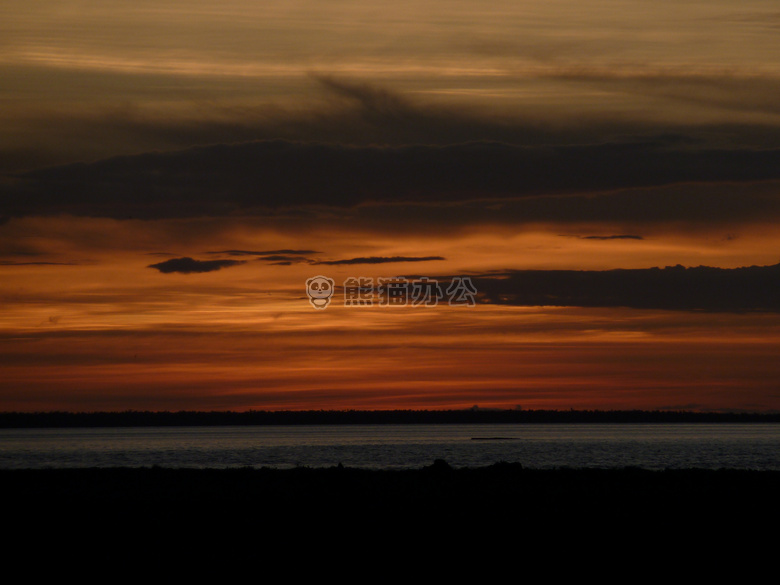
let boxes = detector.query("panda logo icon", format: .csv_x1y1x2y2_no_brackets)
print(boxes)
306,275,335,309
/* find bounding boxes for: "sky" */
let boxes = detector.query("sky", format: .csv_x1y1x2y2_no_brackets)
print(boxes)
1,0,780,412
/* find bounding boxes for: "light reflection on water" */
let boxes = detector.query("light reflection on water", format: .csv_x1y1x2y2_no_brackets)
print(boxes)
1,423,778,470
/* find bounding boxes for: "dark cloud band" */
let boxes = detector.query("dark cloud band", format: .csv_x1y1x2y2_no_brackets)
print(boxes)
2,139,780,221
468,263,780,313
148,257,245,274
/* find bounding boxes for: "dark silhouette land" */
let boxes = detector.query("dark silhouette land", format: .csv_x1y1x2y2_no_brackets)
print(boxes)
1,408,778,428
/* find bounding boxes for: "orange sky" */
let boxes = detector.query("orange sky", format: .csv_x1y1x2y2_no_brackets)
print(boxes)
2,1,780,412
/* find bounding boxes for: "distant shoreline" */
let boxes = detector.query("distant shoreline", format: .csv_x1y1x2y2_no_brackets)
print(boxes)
1,408,779,428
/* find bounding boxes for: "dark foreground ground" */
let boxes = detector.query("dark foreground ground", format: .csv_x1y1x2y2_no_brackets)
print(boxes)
4,461,779,527
5,461,779,559
5,463,773,565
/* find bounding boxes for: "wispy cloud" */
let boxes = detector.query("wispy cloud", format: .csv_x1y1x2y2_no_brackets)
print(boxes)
0,261,77,266
257,255,312,263
206,249,320,256
577,235,644,240
312,256,445,265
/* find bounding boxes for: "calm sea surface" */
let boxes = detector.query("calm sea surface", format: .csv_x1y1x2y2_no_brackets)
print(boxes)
1,424,778,470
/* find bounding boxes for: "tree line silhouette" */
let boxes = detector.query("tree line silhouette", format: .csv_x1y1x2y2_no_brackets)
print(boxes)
0,408,777,428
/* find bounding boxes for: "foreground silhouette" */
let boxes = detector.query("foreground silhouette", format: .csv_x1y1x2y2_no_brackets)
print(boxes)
3,462,778,521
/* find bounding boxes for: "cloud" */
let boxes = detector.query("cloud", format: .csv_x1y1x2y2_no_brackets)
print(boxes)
147,257,245,274
346,180,780,231
314,74,421,124
465,263,780,313
206,249,319,256
256,255,312,263
3,138,780,221
202,249,320,264
4,71,780,176
312,256,446,266
578,235,644,240
0,261,78,266
535,66,780,117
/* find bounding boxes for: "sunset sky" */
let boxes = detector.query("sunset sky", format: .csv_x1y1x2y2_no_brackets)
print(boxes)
2,0,780,412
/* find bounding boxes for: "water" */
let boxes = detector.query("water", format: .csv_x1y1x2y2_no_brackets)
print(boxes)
1,423,778,470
